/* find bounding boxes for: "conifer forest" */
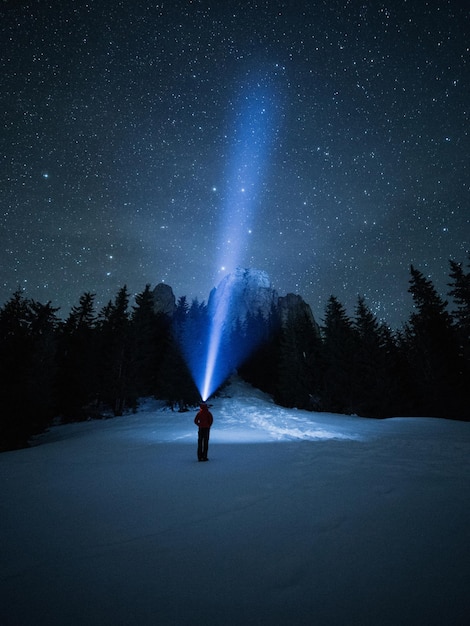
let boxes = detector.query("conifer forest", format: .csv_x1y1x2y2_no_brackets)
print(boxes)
1,258,469,452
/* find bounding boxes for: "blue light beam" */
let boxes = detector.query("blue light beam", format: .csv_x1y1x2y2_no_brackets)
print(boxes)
199,83,277,401
217,84,274,275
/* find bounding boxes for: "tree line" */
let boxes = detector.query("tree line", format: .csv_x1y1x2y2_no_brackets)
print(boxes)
245,258,469,421
1,257,469,451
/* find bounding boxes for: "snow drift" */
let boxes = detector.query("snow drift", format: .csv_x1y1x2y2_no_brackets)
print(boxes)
1,378,469,625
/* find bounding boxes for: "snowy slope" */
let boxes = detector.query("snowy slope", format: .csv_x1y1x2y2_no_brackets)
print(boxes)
1,378,469,626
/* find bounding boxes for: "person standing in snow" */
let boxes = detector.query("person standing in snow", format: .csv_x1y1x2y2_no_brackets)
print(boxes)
194,402,213,461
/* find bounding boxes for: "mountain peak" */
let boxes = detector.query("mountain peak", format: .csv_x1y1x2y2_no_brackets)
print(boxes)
208,267,278,323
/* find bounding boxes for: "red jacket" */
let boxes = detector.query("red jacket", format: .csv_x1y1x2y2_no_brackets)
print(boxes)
194,406,213,429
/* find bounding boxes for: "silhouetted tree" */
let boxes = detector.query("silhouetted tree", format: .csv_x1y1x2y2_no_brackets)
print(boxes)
0,290,59,449
157,300,200,409
448,256,470,364
352,297,399,417
239,305,282,396
56,292,99,420
276,307,322,410
321,296,357,413
175,298,209,390
405,265,466,418
97,286,133,416
159,330,200,409
131,285,163,398
28,300,60,424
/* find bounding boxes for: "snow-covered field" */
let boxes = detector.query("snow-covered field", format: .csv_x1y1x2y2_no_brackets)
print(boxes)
1,378,469,625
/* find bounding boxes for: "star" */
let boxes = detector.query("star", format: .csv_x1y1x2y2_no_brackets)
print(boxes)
0,1,467,330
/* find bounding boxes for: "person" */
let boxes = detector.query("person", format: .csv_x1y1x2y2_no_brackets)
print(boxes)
194,402,213,461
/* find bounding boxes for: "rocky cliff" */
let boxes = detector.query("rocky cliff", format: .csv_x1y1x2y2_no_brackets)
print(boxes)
207,268,279,324
152,268,318,331
152,283,176,316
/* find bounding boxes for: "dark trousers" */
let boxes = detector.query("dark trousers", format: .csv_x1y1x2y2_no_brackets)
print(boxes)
197,428,210,460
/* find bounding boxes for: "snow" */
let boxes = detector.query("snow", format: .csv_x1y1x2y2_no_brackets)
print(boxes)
1,378,469,626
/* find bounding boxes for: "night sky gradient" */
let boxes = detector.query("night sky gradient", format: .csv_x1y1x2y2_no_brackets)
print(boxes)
2,0,469,328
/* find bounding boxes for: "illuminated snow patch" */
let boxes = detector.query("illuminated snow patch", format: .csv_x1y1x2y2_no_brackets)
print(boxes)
249,413,360,442
209,381,365,443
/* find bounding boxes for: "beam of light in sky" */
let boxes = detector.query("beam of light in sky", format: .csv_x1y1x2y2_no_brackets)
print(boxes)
216,84,274,276
199,81,277,401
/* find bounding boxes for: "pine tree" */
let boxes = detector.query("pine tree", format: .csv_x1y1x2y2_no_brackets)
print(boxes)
0,290,35,449
66,292,97,330
28,300,60,425
152,296,201,409
161,336,200,409
276,312,303,408
180,298,210,393
171,296,209,400
321,296,357,414
353,297,399,417
97,286,133,416
131,285,162,398
0,291,59,449
448,256,470,363
276,306,322,410
56,292,99,420
406,265,466,418
239,304,281,396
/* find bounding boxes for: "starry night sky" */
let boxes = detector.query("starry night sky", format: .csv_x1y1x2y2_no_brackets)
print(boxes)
2,0,469,328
